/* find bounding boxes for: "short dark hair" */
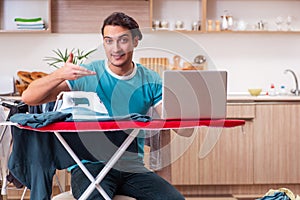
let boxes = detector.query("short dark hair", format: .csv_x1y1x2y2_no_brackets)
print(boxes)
101,12,143,40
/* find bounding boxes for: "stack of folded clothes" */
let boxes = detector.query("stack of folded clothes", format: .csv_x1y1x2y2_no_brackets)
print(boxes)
14,17,46,30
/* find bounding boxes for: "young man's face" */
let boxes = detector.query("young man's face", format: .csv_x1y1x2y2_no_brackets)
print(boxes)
103,25,138,68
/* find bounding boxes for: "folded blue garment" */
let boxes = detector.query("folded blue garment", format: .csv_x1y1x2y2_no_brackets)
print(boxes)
256,192,290,200
61,107,152,122
10,112,72,128
10,109,152,128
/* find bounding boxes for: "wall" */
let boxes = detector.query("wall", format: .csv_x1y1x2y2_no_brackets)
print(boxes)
1,31,300,94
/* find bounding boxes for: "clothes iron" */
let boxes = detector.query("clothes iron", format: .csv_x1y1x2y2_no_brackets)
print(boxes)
54,91,108,115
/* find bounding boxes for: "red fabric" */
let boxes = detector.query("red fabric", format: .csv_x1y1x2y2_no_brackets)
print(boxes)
18,119,245,132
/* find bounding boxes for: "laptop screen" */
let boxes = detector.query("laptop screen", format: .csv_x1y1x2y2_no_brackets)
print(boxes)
161,70,227,120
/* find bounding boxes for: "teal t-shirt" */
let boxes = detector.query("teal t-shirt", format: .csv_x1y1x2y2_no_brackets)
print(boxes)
66,60,162,167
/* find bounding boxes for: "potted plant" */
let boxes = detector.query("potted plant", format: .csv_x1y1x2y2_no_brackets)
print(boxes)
43,48,97,68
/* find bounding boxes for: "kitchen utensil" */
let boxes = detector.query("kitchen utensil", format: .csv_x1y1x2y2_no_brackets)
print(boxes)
215,20,221,31
207,20,213,31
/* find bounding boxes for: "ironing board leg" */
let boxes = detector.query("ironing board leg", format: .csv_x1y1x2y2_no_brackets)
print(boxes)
54,132,110,200
79,128,140,200
1,125,11,197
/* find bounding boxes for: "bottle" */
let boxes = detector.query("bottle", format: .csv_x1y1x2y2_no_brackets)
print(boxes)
268,83,277,96
221,15,228,30
221,9,228,30
279,85,287,96
227,15,233,30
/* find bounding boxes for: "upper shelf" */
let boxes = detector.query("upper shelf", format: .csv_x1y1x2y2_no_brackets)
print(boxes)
1,0,300,34
151,0,300,34
0,0,52,33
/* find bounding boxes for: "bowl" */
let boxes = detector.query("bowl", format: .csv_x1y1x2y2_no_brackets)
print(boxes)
248,88,262,96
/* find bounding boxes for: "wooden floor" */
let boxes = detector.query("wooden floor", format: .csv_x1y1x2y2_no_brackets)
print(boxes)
186,198,237,200
1,185,261,200
3,195,260,200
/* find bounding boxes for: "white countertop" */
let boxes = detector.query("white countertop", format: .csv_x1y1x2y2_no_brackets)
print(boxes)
2,95,300,104
227,95,300,102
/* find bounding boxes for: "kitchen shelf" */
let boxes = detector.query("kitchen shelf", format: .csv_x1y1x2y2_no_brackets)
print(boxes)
205,30,300,34
152,29,300,34
151,0,206,32
151,0,300,34
0,0,52,33
0,29,51,34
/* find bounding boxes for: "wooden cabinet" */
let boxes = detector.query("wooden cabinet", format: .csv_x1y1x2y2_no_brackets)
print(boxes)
51,0,151,33
0,0,52,33
151,0,300,33
254,103,300,184
168,102,300,196
170,103,255,185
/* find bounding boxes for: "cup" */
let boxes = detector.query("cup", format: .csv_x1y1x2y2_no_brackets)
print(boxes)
192,21,201,31
161,20,169,29
153,20,160,29
237,20,247,31
175,20,184,30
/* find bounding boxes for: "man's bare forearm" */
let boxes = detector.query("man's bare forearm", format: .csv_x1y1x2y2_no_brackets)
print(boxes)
22,72,69,105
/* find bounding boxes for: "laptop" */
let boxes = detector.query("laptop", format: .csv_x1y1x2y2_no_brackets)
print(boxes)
161,70,227,120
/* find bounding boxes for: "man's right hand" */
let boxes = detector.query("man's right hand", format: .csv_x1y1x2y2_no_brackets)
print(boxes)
22,53,96,105
53,53,96,81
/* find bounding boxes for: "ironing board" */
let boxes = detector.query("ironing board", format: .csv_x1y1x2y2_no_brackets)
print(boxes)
15,119,245,200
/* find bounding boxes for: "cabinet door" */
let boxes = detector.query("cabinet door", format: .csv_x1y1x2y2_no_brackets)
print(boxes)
254,104,300,184
170,104,254,185
51,0,150,33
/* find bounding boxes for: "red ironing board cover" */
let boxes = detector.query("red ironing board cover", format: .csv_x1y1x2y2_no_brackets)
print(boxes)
17,119,245,132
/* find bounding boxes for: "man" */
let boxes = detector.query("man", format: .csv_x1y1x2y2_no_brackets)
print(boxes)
22,12,186,199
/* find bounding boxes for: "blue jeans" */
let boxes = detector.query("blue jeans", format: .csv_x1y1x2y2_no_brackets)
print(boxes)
71,162,185,200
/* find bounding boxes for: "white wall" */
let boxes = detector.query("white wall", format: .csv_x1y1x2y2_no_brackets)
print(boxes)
1,31,300,94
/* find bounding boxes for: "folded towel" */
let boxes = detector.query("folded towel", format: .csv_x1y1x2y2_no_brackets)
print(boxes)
17,24,45,28
16,26,45,30
14,18,44,26
14,17,42,22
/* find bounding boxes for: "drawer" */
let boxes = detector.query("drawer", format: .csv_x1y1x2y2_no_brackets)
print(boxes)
226,103,255,119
